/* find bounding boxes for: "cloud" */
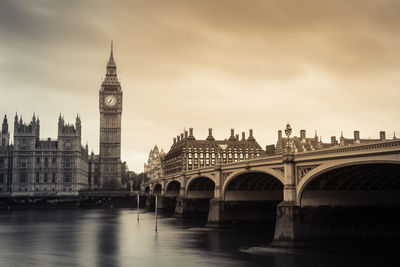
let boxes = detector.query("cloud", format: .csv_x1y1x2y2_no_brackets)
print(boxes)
1,0,400,171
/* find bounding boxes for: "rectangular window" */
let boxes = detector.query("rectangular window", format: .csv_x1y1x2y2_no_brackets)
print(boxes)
63,173,72,183
36,173,39,183
0,174,4,184
20,173,27,183
52,157,56,164
1,138,5,147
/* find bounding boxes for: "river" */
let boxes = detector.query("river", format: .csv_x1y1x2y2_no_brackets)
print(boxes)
0,209,398,267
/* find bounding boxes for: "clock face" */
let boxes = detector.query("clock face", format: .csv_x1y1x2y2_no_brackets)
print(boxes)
104,95,117,107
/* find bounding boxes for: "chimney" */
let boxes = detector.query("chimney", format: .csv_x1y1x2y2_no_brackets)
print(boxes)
300,130,306,140
180,133,184,140
354,131,360,141
331,136,337,145
189,128,194,137
206,128,214,141
184,131,188,139
248,129,255,141
173,137,176,144
278,130,282,140
380,131,386,141
236,134,239,140
177,135,180,142
229,129,236,141
241,132,245,141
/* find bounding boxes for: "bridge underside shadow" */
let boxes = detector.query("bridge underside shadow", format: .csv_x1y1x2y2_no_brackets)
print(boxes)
175,177,215,218
274,163,400,246
207,172,283,228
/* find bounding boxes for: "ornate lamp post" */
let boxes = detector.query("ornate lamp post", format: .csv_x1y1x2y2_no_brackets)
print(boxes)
285,122,292,153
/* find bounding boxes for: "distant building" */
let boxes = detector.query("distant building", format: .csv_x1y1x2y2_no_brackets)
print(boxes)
7,113,89,196
163,128,264,175
0,115,12,193
144,145,165,180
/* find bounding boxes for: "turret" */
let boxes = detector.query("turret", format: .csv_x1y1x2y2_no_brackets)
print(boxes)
76,114,81,137
2,115,8,134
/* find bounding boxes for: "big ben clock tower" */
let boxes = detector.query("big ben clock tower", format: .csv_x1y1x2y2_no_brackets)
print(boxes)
99,42,122,189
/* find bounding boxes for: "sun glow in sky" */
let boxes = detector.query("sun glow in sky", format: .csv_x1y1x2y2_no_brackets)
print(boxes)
1,0,400,172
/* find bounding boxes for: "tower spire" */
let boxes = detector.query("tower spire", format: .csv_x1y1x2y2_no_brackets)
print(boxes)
107,40,116,69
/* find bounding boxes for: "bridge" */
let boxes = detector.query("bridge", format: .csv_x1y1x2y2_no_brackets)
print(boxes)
142,139,400,246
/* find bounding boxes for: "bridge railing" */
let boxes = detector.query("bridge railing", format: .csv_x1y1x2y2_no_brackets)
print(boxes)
294,140,400,159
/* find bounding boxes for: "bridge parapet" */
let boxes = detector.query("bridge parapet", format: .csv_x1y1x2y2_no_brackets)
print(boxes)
294,140,400,161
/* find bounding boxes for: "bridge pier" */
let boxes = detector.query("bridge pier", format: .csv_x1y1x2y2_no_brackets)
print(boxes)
145,195,154,210
174,197,210,218
206,198,233,227
272,202,400,247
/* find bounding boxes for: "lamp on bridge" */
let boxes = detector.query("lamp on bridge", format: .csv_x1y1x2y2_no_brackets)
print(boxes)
218,144,228,164
285,122,292,153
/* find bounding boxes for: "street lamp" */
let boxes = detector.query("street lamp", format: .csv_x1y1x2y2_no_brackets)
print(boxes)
285,122,292,153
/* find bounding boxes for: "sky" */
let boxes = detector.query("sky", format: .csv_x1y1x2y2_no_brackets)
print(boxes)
1,0,400,172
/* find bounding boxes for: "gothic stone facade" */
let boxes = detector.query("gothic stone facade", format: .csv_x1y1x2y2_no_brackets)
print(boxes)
0,115,12,194
144,145,165,180
95,45,123,189
8,113,89,196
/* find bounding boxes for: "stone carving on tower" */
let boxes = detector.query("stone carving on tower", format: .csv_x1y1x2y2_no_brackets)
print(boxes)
99,42,123,189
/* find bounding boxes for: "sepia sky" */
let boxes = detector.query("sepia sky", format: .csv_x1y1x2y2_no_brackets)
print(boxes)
1,0,400,172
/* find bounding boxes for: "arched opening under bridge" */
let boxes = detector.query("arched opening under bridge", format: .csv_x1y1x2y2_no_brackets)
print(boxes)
166,181,181,197
220,171,284,227
144,186,150,194
184,177,215,217
296,163,400,241
153,184,162,195
300,163,400,206
187,177,215,199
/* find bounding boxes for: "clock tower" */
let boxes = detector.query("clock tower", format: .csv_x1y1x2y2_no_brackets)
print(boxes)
99,43,122,189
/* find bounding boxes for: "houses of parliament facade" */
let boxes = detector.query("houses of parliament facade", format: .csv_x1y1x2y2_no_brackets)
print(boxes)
0,45,123,196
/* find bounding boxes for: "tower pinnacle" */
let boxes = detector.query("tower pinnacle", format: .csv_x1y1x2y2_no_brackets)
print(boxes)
107,40,116,69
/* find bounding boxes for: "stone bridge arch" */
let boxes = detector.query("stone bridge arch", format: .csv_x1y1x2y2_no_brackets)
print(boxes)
165,180,181,197
144,185,150,194
297,158,400,206
152,183,162,195
186,175,216,199
222,169,284,201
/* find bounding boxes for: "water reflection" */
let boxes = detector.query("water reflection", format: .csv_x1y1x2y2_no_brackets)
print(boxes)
0,209,398,267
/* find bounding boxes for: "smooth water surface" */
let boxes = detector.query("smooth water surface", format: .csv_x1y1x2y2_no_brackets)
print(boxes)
0,209,398,267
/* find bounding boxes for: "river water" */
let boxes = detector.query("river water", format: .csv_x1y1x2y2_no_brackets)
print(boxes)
0,209,398,267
